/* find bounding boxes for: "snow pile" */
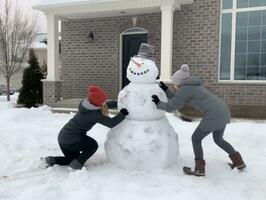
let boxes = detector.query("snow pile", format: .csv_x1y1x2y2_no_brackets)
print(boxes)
0,101,266,200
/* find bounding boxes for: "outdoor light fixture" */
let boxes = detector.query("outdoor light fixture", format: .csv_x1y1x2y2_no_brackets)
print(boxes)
88,31,95,42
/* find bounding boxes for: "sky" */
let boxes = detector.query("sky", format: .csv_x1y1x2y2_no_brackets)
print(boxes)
20,0,47,33
2,0,48,33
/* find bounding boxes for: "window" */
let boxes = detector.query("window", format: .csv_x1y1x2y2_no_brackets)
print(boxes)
219,0,266,81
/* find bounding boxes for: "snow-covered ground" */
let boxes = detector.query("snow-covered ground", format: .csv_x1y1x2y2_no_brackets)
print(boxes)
0,94,266,200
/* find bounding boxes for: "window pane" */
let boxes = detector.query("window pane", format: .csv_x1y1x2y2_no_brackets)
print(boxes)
220,13,232,80
247,54,260,66
236,41,247,53
261,41,266,52
248,26,261,40
235,67,246,80
236,27,248,41
248,41,261,53
223,0,233,9
263,11,266,25
237,0,248,8
236,12,248,27
264,0,266,6
235,54,247,66
249,0,263,7
247,67,260,80
261,53,266,65
262,26,266,39
249,11,262,26
260,67,266,79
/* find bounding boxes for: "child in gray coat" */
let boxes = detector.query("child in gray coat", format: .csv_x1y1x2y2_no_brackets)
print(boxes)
152,64,246,177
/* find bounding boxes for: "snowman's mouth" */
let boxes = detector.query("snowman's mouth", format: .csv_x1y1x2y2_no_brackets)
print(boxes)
129,68,150,76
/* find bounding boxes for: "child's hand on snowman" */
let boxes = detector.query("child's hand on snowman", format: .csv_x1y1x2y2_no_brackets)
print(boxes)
159,81,168,92
152,95,160,105
120,108,129,116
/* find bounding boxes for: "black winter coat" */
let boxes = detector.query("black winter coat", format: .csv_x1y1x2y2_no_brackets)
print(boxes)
58,100,126,144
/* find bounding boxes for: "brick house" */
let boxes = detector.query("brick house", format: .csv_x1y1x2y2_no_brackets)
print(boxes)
34,0,266,118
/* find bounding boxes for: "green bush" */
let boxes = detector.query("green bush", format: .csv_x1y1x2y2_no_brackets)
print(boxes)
17,49,44,108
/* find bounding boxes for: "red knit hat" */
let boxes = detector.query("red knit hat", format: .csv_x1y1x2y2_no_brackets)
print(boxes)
87,85,108,107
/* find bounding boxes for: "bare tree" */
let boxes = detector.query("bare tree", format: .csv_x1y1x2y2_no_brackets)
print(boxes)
0,0,37,101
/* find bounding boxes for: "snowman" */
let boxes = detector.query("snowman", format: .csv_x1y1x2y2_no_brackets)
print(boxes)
105,43,179,170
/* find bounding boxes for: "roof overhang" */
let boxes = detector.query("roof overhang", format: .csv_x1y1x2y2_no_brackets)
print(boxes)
33,0,193,20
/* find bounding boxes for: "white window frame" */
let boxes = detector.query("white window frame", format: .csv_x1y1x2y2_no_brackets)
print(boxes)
218,0,266,84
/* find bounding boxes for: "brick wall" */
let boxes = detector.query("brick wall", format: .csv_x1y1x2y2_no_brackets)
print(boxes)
43,81,62,106
61,0,266,107
173,0,266,106
61,13,161,99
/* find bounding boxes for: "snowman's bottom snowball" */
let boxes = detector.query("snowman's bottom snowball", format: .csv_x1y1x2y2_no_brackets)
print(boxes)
105,117,179,170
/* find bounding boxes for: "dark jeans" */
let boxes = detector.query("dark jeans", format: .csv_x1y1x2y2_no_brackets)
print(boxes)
191,126,236,160
54,136,98,167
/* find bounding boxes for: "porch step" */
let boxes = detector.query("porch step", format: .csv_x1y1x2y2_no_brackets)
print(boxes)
50,107,119,114
51,98,119,114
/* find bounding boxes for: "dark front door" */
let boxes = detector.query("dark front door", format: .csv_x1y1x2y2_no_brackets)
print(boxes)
122,34,147,88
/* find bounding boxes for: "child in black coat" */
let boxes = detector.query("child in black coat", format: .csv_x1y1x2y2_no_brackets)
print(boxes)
45,85,128,170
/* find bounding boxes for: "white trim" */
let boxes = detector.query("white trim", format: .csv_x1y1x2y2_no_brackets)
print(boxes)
221,5,266,13
119,28,148,90
230,0,236,80
218,80,266,84
218,0,266,83
35,0,187,15
218,0,223,82
122,27,148,35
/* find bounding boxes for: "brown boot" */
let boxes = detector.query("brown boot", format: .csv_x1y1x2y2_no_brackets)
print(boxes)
229,152,246,170
183,159,206,177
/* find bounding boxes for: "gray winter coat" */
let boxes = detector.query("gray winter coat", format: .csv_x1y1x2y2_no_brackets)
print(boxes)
158,76,231,131
58,99,126,144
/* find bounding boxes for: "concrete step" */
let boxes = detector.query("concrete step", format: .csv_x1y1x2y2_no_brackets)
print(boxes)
51,98,119,114
51,107,119,114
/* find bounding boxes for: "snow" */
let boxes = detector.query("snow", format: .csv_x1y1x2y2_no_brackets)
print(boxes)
105,116,179,170
30,41,47,49
0,96,266,200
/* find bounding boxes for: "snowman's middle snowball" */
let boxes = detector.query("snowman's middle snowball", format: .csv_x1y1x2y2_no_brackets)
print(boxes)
118,83,167,120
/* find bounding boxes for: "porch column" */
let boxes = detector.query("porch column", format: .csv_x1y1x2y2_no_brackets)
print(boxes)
46,14,60,81
43,14,61,106
160,5,174,82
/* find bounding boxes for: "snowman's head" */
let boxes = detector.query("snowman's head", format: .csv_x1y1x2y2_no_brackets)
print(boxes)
127,56,159,83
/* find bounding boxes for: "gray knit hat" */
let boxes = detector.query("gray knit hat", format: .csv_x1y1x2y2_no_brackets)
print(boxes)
171,64,190,86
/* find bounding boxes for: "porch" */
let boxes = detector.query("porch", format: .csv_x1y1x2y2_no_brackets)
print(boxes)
34,0,193,106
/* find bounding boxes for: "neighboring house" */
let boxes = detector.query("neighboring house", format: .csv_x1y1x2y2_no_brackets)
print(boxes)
30,33,48,69
34,0,266,117
0,33,48,90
